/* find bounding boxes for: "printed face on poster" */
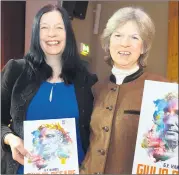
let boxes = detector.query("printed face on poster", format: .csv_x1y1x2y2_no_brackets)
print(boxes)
24,118,79,174
132,80,178,174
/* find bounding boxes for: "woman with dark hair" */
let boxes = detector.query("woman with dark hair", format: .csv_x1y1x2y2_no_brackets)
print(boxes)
1,4,97,174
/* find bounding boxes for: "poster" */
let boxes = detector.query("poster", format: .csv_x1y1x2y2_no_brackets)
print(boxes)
132,80,178,174
24,118,79,174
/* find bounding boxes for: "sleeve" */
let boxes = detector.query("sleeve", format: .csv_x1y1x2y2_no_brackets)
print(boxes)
1,59,22,152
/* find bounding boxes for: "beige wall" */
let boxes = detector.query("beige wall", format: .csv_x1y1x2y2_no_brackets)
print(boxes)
89,1,169,80
25,0,59,53
25,0,95,69
25,1,168,80
71,2,95,71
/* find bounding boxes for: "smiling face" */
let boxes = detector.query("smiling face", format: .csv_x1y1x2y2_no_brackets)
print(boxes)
109,20,144,69
39,10,66,57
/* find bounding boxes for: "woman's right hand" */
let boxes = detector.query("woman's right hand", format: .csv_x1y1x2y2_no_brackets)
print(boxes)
4,133,31,165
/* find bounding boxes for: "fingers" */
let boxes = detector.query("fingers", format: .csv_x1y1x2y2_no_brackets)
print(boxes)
9,135,31,165
13,139,30,156
12,149,24,165
12,147,31,165
19,146,30,158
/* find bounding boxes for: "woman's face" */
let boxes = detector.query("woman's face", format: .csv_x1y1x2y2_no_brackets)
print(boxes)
39,10,66,57
109,21,144,69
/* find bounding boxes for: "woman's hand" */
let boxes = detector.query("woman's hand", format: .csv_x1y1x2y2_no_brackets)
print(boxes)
4,133,31,165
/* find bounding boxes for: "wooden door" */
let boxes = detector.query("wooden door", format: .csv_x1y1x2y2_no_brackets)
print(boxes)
1,1,26,69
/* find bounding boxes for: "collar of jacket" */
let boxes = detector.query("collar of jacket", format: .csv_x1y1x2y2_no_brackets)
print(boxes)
109,67,144,84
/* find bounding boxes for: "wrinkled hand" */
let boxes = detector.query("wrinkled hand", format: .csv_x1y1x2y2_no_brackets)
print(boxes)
4,133,31,165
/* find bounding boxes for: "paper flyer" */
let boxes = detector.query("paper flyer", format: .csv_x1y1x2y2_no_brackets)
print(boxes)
132,80,178,174
24,118,79,174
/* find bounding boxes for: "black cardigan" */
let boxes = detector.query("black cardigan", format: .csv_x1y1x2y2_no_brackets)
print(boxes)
1,59,97,174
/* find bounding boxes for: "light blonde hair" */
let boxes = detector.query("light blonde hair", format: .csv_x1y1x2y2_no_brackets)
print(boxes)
101,7,155,67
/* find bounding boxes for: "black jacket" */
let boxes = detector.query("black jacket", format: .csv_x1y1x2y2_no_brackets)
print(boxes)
1,59,97,174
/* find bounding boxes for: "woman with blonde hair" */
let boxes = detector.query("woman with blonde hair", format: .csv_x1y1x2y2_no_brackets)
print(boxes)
80,7,168,174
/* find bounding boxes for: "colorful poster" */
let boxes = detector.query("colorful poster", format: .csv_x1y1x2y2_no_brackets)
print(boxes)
132,80,178,174
24,118,79,174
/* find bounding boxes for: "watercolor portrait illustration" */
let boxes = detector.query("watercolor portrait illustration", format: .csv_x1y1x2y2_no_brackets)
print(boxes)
24,118,79,174
132,80,178,174
28,122,73,169
141,92,178,163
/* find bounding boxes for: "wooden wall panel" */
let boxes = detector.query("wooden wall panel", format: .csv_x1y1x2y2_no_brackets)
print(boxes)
167,1,178,82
